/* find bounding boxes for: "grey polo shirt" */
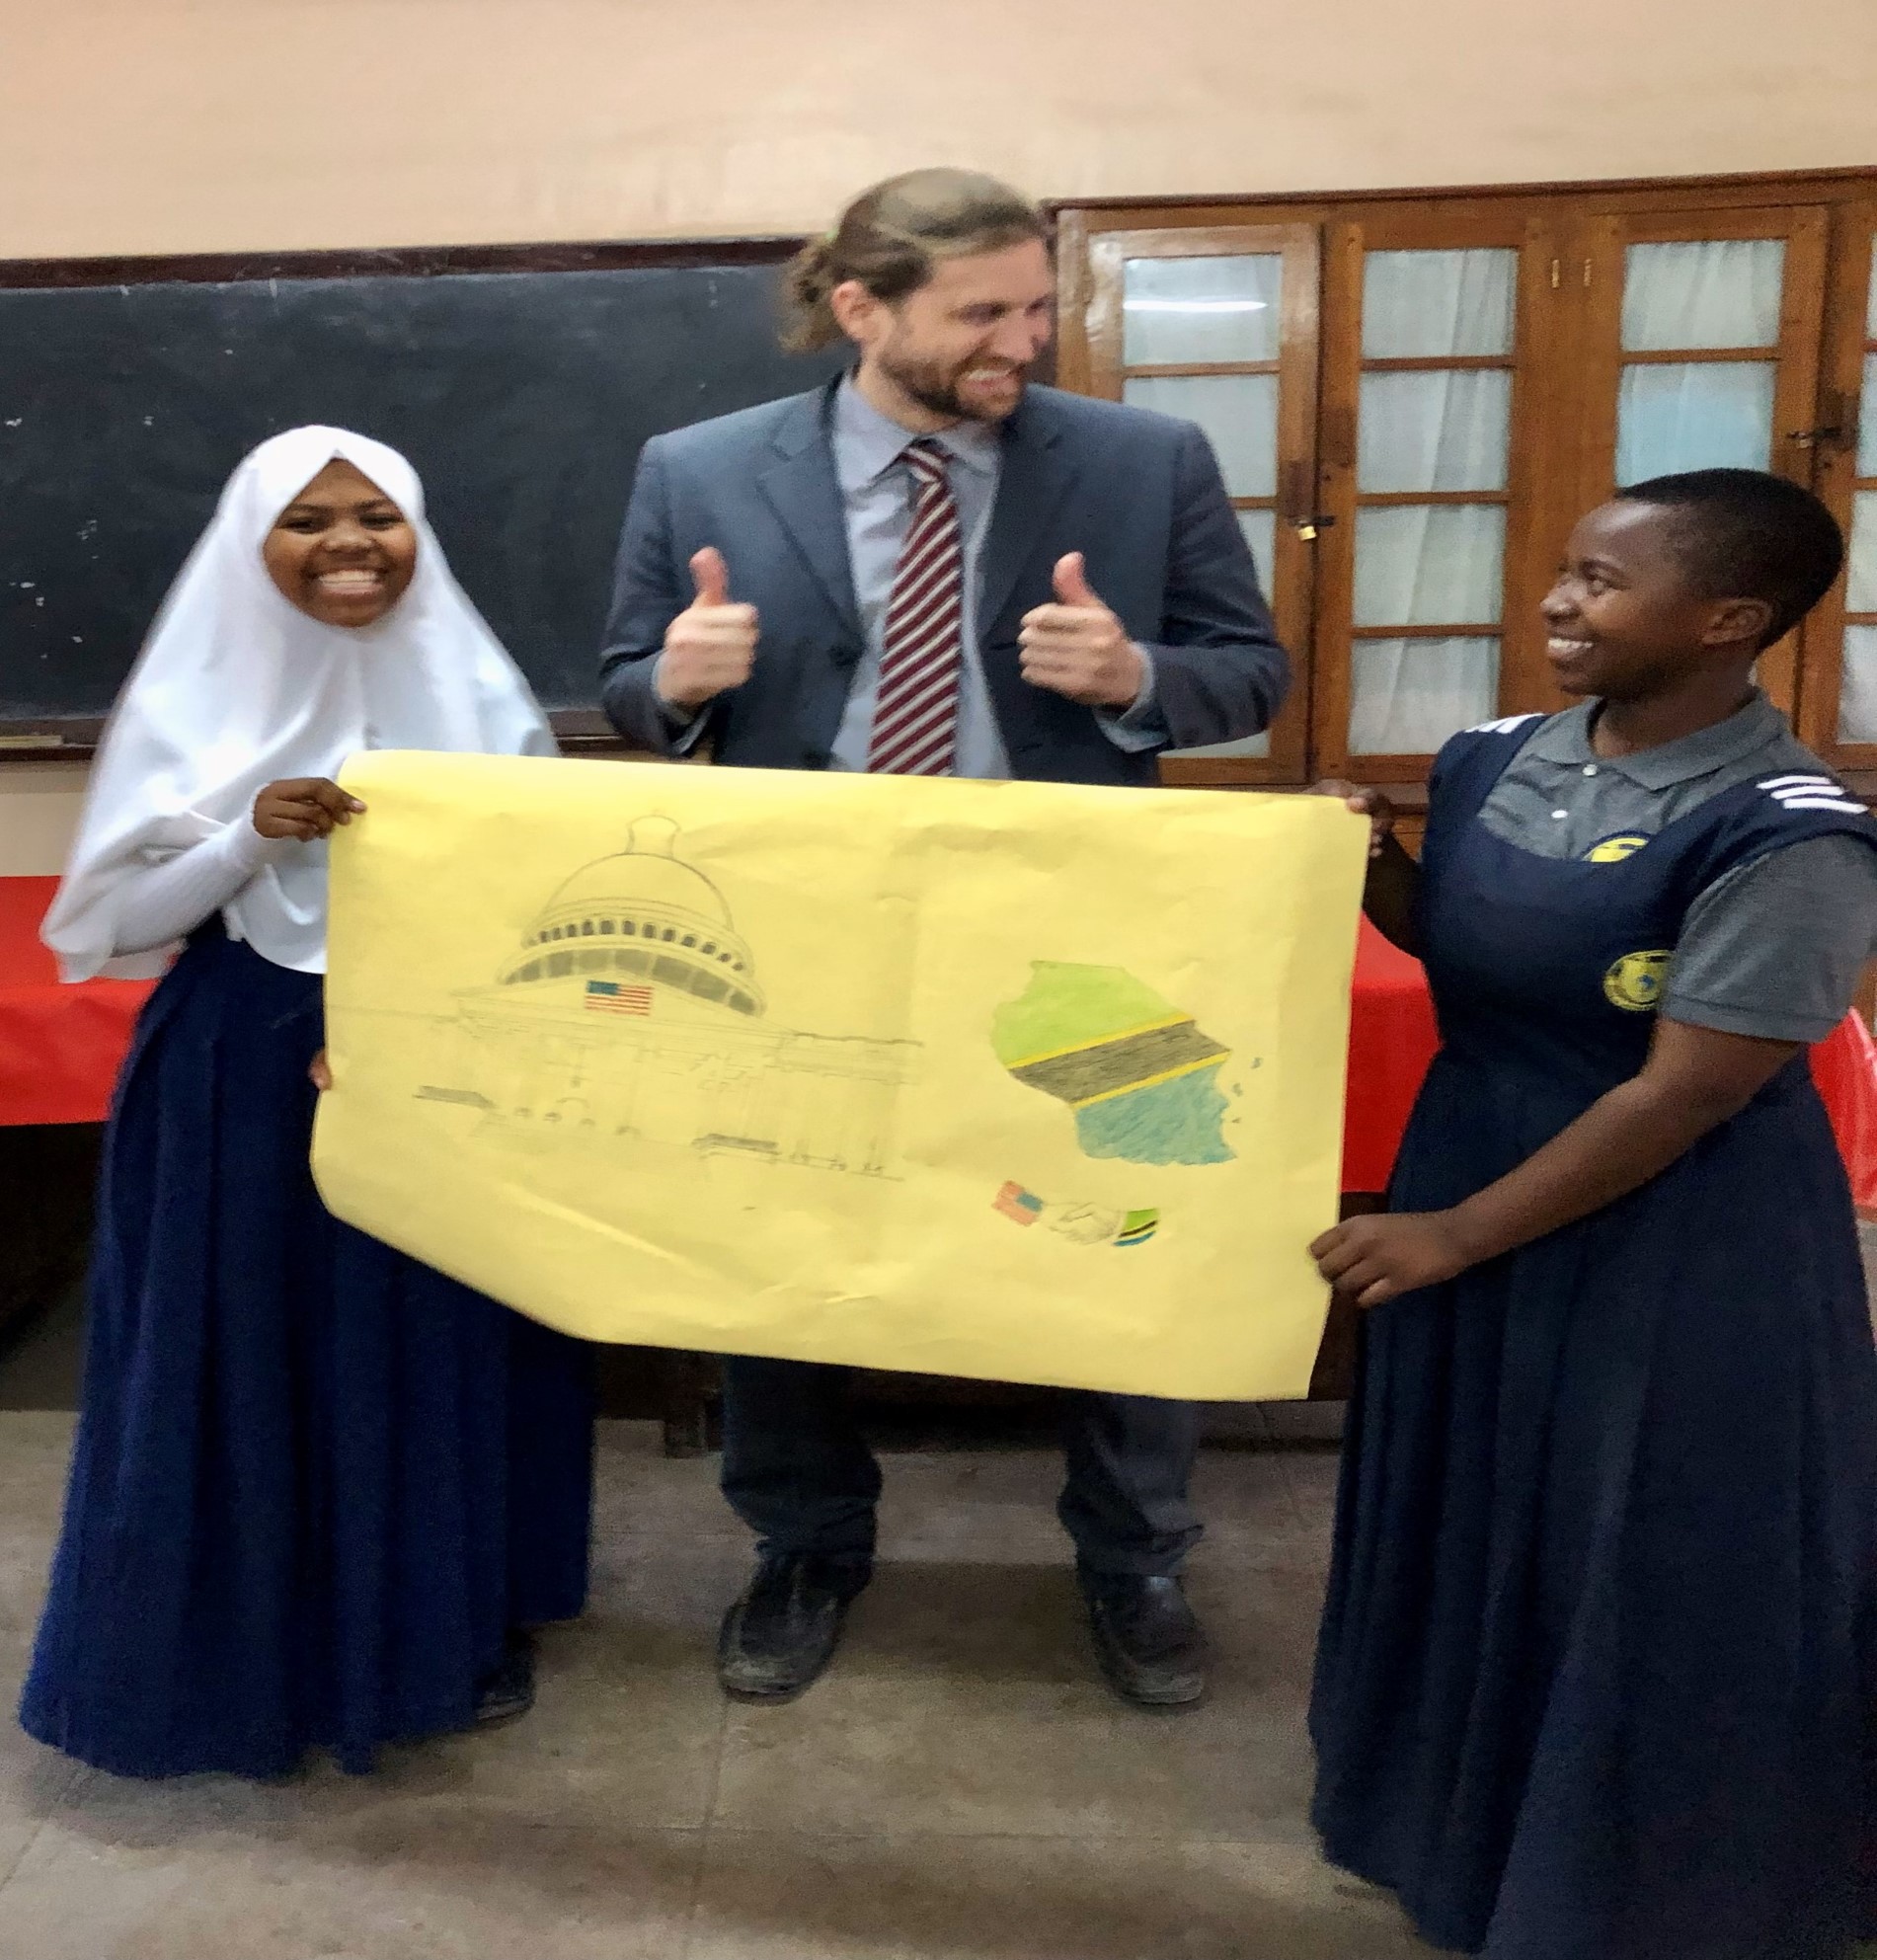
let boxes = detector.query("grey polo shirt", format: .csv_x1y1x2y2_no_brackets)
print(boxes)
1472,693,1877,1044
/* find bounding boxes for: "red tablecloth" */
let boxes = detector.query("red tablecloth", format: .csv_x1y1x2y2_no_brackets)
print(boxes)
0,877,154,1129
4,877,1876,1209
1338,918,1877,1211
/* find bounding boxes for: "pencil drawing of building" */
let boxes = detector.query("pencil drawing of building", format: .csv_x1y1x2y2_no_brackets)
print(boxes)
416,817,919,1177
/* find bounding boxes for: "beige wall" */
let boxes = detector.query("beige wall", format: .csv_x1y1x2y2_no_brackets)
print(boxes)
3,0,1874,871
0,765,92,878
5,0,1874,259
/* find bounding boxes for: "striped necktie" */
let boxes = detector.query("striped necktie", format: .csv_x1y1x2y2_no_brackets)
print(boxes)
867,438,963,776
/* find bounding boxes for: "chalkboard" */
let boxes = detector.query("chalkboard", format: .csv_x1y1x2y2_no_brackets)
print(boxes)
0,243,844,743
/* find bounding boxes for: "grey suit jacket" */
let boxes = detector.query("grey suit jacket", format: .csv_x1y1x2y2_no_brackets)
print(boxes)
597,378,1289,788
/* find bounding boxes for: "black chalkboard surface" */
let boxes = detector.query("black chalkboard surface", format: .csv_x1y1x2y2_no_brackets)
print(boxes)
0,242,843,745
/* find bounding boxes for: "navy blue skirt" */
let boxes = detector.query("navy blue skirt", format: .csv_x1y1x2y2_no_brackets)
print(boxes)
20,928,594,1778
1310,1052,1877,1958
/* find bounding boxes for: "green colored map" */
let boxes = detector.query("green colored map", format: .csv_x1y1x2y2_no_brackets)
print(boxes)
991,962,1234,1167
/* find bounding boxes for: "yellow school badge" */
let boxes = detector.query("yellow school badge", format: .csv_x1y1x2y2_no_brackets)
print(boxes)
1585,834,1650,863
1603,949,1672,1012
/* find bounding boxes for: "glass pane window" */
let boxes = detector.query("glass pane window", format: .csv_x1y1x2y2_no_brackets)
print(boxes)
1358,370,1512,493
1124,373,1278,497
1842,253,1877,745
1166,730,1274,760
1615,361,1775,481
1621,239,1785,351
1349,638,1501,754
1847,491,1877,614
1235,509,1276,588
1344,245,1521,749
1363,249,1517,358
1354,507,1507,627
1164,504,1274,757
1122,255,1283,365
1837,625,1877,745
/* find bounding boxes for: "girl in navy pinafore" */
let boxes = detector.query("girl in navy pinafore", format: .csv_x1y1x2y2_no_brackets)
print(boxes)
1310,471,1877,1958
22,428,593,1779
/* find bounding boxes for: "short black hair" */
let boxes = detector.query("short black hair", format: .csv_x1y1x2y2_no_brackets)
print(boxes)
1614,468,1844,649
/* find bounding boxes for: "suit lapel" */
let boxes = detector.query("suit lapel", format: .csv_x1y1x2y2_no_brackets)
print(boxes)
757,382,861,638
978,396,1079,637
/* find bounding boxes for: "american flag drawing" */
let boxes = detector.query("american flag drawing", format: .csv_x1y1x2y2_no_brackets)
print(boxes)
586,980,653,1016
991,1180,1045,1226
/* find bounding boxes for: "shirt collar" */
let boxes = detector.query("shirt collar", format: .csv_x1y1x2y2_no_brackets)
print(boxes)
831,372,1000,497
1523,690,1790,789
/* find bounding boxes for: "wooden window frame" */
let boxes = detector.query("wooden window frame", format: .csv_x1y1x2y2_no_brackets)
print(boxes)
1797,200,1877,767
1062,220,1321,787
1310,206,1561,784
1572,202,1831,719
1056,168,1877,801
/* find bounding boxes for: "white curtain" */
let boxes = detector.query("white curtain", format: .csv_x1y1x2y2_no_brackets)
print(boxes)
1848,492,1877,614
1355,508,1506,626
1350,639,1501,755
1363,250,1516,358
1838,626,1877,745
1164,511,1278,760
1124,373,1278,499
1616,363,1774,482
1834,262,1877,744
1614,240,1785,485
1359,371,1511,493
1620,240,1785,351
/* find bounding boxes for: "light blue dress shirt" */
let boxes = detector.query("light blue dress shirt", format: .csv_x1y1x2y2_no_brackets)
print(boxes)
825,378,1163,780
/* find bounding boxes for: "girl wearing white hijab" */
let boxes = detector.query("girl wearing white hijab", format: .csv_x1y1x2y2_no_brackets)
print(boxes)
22,428,593,1779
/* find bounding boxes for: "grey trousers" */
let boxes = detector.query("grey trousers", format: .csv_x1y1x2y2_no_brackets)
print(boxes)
718,1355,1203,1578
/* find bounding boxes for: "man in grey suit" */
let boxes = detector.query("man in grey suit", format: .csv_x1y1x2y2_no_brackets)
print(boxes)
600,168,1289,1710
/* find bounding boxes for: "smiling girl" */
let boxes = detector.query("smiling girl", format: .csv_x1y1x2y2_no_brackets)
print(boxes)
1308,469,1877,1958
23,428,592,1780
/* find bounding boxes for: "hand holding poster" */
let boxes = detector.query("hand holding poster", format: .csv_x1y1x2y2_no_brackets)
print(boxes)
313,754,1368,1399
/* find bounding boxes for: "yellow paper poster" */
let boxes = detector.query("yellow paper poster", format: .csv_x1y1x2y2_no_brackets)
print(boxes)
312,753,1368,1401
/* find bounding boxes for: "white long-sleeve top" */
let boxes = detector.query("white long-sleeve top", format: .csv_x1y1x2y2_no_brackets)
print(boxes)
102,818,298,960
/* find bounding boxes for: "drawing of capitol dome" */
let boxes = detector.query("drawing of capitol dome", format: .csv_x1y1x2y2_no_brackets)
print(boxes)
413,812,917,1181
497,816,765,1016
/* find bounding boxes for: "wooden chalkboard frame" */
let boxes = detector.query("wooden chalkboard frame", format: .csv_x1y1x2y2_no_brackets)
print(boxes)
0,234,806,760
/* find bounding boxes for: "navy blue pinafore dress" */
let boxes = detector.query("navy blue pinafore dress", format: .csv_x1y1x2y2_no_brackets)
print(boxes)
1310,721,1877,1958
21,924,594,1779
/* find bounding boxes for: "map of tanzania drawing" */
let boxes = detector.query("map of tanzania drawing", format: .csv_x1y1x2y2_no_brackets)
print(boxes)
991,963,1235,1167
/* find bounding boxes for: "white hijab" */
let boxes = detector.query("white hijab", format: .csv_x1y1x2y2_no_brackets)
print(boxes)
43,426,555,980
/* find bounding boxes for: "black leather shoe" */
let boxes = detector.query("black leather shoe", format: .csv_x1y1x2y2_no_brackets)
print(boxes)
717,1555,868,1703
1080,1573,1207,1708
474,1629,537,1725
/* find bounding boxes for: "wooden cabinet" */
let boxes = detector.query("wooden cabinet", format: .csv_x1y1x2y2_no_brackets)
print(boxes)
1057,171,1877,802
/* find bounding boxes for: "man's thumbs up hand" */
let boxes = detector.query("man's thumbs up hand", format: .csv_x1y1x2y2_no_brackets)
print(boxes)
655,547,760,711
689,546,732,608
1052,552,1102,608
1019,553,1146,709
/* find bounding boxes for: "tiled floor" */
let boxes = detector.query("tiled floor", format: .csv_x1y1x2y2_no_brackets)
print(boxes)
0,1416,1432,1959
2,1225,1872,1957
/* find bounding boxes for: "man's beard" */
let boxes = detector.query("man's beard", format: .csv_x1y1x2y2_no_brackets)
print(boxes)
878,339,1025,424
